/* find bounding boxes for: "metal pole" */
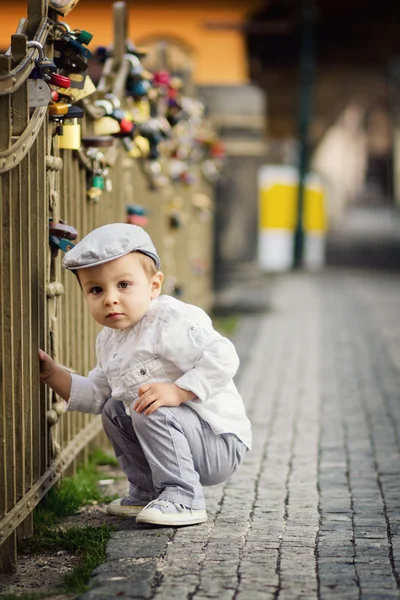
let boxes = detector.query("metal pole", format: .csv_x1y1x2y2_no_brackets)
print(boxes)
293,1,315,269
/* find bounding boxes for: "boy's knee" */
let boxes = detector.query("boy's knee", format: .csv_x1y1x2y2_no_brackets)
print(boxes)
130,405,170,428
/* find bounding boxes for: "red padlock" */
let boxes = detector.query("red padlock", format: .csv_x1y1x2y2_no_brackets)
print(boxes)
49,73,71,89
119,119,135,135
153,70,170,87
51,91,59,102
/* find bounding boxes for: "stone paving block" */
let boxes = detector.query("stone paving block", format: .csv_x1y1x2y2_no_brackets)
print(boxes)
106,530,170,560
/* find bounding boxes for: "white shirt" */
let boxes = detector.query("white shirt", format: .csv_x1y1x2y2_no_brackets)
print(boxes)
69,295,252,449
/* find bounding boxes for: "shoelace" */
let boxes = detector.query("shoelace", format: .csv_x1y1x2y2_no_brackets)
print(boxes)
144,499,187,513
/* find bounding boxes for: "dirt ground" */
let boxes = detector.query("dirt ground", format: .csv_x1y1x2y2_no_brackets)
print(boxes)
0,464,128,600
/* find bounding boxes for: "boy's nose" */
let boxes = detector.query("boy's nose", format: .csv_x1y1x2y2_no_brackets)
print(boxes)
104,292,119,305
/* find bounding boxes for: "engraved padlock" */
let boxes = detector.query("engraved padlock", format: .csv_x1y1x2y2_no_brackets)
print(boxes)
28,79,51,108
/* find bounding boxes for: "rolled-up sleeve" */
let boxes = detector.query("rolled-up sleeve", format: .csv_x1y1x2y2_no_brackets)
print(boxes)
159,310,240,402
68,365,111,414
67,329,112,414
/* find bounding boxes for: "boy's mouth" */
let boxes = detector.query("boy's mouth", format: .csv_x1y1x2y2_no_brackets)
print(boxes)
106,312,124,318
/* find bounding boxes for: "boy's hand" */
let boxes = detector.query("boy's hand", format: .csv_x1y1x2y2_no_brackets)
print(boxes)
38,350,72,401
135,383,196,416
39,349,56,382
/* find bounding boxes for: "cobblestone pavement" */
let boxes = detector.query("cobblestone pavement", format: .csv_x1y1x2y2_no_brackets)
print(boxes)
80,269,400,600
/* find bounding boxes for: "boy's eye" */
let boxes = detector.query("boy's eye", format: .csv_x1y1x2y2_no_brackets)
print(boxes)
118,281,131,289
90,286,102,295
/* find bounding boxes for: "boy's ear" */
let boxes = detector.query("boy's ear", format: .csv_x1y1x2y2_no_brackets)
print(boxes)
151,271,164,297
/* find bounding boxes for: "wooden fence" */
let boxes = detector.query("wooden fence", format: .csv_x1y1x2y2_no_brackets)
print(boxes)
0,0,215,572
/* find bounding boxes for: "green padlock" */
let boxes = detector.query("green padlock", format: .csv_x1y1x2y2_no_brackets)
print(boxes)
92,174,105,190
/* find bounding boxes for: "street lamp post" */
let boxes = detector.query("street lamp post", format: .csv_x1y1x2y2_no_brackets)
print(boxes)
293,1,316,269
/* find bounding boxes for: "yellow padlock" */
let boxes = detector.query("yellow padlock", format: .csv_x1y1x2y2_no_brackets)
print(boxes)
132,100,150,122
58,118,81,150
94,117,120,136
127,136,150,158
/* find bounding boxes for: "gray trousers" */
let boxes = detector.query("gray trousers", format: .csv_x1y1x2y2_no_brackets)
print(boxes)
101,399,247,509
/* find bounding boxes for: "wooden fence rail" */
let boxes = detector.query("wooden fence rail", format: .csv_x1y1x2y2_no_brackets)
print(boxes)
0,0,215,572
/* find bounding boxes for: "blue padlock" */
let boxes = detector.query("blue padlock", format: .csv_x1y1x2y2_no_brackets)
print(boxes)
49,235,75,253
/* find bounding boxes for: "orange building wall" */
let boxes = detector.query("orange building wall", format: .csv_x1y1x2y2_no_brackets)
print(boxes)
0,0,262,85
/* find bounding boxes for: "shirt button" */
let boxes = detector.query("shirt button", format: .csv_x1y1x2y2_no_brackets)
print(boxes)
140,368,146,375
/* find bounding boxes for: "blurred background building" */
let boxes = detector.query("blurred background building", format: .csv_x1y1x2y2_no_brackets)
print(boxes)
1,0,399,274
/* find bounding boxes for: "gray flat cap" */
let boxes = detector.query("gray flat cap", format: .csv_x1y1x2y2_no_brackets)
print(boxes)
62,223,160,270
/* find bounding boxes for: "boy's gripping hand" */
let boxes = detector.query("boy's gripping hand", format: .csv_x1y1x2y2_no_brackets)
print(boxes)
38,349,72,401
39,349,57,382
135,383,196,416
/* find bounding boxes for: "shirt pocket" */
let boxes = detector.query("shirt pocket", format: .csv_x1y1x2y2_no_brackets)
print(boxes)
119,356,166,389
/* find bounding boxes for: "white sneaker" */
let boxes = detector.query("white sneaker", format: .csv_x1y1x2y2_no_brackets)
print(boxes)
136,500,208,526
107,497,149,517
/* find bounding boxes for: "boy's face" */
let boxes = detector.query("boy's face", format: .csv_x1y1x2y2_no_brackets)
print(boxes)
78,253,163,330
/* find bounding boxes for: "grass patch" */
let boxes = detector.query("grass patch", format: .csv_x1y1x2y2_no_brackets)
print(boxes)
212,314,239,338
29,523,114,595
15,450,119,597
34,453,118,528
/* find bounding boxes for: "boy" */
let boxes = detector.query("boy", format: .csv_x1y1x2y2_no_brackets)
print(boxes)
39,223,252,527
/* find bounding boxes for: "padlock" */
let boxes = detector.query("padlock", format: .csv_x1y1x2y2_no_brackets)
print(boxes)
127,80,150,99
49,218,78,256
27,41,57,82
128,135,150,158
49,73,71,88
168,212,182,230
94,117,120,136
49,0,82,17
49,219,78,240
118,118,135,136
49,235,75,253
74,29,93,46
131,100,150,122
68,71,87,90
49,102,69,117
56,74,96,102
91,173,105,190
153,70,170,87
95,99,114,115
87,171,105,202
124,54,142,77
87,187,102,202
28,79,51,108
126,205,149,227
58,118,81,149
54,41,89,73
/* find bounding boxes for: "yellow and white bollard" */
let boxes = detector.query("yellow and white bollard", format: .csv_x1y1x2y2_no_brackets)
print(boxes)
258,165,326,272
